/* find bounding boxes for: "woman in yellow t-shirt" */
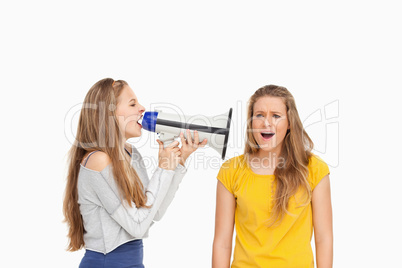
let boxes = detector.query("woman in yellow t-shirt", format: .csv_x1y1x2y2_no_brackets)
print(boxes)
213,85,333,268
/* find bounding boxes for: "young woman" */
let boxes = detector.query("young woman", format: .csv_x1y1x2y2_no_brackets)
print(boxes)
63,78,207,268
213,85,333,268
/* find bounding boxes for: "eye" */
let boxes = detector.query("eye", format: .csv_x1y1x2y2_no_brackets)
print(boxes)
130,104,136,107
255,114,264,118
273,114,281,119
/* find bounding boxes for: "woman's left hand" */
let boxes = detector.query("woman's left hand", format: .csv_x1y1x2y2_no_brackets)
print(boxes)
179,129,208,166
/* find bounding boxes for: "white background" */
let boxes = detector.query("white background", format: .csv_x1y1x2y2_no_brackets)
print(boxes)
1,1,401,267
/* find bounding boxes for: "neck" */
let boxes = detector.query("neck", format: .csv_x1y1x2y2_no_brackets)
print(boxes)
255,144,282,159
124,143,132,154
248,147,283,172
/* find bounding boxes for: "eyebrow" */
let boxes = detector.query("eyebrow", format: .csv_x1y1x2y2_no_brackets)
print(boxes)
129,98,136,103
254,110,283,114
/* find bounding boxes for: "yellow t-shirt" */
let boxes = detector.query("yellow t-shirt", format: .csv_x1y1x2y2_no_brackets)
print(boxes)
217,154,330,268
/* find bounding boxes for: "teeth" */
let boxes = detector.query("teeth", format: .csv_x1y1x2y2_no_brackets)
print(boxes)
261,132,274,135
137,117,143,125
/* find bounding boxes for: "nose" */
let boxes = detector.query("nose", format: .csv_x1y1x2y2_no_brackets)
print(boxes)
138,104,145,113
264,118,271,127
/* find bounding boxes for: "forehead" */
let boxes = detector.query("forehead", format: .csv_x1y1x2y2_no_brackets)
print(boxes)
118,85,137,101
253,96,286,112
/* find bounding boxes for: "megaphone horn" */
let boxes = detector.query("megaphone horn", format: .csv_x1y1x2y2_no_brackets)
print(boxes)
140,108,233,160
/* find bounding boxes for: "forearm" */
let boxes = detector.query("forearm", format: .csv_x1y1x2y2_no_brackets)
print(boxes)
153,164,186,221
212,242,232,268
110,167,175,238
315,237,333,268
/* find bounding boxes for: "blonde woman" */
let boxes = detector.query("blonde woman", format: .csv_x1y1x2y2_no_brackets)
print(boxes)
63,78,207,268
213,85,333,268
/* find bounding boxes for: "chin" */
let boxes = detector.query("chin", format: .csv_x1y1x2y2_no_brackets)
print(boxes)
126,131,142,139
259,145,276,152
256,140,277,151
132,132,142,138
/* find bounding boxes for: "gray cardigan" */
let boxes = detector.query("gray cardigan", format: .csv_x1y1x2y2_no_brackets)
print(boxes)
77,145,186,254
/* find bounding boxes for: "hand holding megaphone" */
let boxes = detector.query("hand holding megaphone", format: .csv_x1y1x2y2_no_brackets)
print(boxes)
140,108,232,159
156,140,182,171
156,129,208,167
179,129,208,161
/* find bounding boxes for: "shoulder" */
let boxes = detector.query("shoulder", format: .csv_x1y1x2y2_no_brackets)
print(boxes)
218,155,246,181
218,155,248,195
307,154,330,190
308,154,329,171
220,155,246,171
83,151,112,172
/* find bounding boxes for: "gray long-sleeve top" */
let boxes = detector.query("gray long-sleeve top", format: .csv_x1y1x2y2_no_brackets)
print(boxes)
77,145,186,254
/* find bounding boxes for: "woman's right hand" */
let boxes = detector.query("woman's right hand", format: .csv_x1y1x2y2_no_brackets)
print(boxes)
156,140,181,170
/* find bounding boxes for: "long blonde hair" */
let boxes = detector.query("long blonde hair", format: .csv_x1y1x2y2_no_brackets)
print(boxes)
244,85,314,226
63,78,147,251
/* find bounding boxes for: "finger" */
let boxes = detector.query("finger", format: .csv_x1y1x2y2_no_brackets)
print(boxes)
193,130,200,145
199,138,208,148
166,140,180,148
186,129,193,146
156,139,164,153
171,147,181,153
179,131,187,146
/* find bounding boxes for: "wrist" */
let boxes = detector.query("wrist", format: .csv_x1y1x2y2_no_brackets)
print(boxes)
158,162,175,171
180,155,189,166
159,166,175,171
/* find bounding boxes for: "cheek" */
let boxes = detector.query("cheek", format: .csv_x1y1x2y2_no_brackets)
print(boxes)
251,121,262,138
115,108,127,122
251,119,264,129
126,119,138,130
116,112,136,131
275,120,289,135
116,115,126,129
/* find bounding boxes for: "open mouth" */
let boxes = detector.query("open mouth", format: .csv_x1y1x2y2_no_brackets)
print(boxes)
261,132,275,140
137,115,143,127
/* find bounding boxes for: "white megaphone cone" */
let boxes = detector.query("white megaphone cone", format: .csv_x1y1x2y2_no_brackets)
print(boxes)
140,108,232,160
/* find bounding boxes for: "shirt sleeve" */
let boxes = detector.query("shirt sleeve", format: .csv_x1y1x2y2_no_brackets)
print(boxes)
153,164,187,221
309,155,330,191
91,166,175,238
217,158,235,195
130,146,187,221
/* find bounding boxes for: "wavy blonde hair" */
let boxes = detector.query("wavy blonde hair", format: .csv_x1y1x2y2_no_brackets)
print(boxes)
244,85,314,226
63,78,147,251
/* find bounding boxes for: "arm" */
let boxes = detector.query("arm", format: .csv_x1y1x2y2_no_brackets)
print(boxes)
212,180,236,268
154,130,207,220
85,150,178,238
153,164,187,221
97,166,175,238
131,145,187,221
312,175,333,268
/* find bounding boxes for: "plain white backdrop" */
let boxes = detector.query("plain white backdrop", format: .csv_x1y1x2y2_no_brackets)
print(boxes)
1,1,401,267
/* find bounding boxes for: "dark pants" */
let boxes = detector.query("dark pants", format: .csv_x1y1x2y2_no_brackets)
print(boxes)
79,240,144,268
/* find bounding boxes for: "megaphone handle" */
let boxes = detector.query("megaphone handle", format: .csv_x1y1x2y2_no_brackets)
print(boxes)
158,133,178,148
161,139,175,148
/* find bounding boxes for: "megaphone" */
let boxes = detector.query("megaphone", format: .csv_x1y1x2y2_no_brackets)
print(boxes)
140,108,233,160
